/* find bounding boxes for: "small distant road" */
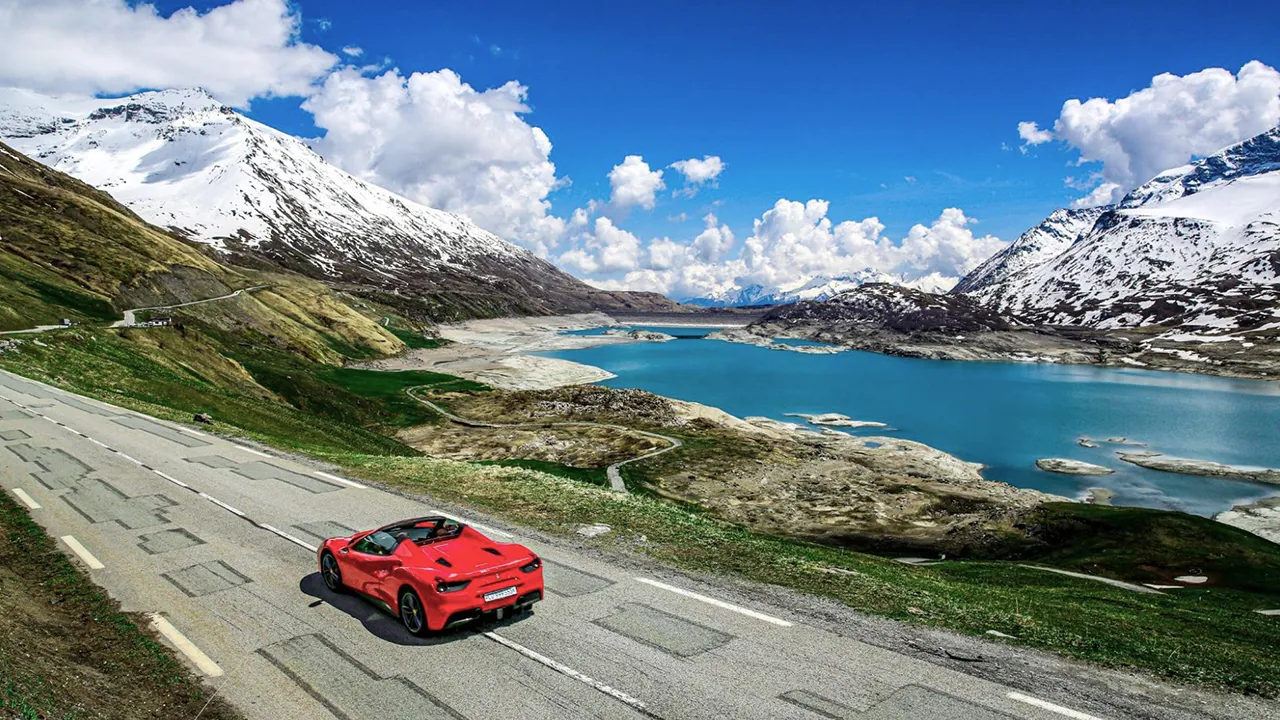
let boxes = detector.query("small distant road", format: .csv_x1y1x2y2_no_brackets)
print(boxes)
0,324,67,336
2,285,271,335
109,284,271,328
407,387,682,492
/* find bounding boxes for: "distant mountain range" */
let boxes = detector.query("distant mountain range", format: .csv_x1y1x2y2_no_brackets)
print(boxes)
684,270,954,307
0,87,673,321
954,125,1280,333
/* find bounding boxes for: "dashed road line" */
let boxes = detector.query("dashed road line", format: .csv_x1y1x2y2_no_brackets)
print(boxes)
199,492,247,518
61,535,105,569
1007,692,1105,720
151,614,223,678
483,631,656,717
12,488,41,509
635,577,793,627
184,427,207,437
313,470,366,489
153,470,190,489
235,445,272,459
259,523,319,552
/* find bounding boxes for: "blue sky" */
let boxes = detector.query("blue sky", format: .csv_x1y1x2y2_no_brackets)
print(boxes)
4,0,1279,298
234,0,1280,241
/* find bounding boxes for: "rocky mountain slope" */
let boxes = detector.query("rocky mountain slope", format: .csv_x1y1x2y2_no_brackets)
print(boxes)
0,139,408,362
0,87,674,321
952,207,1107,295
957,126,1280,334
734,283,1102,362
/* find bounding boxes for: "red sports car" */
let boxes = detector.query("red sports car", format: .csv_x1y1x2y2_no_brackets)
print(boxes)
317,516,543,635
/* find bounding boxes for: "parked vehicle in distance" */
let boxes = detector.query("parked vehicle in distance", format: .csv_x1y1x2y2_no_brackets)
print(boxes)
318,516,543,635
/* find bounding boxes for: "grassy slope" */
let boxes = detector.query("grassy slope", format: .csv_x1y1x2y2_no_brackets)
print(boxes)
0,141,237,330
0,491,241,720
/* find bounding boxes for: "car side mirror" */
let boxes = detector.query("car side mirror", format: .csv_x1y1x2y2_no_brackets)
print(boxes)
339,548,348,554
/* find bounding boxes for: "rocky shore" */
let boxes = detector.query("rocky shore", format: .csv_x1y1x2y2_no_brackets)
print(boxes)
1036,458,1116,476
1117,453,1280,484
356,313,659,390
736,284,1280,381
1215,496,1280,544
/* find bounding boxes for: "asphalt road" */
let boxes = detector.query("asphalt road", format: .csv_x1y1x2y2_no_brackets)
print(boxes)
0,368,1271,720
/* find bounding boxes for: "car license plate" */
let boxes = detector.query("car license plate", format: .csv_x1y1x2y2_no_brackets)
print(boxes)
484,586,517,603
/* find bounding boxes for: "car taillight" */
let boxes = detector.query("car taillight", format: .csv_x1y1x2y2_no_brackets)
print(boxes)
520,556,541,573
436,579,470,593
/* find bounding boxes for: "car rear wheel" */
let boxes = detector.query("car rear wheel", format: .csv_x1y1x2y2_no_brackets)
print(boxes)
320,552,344,593
399,589,429,636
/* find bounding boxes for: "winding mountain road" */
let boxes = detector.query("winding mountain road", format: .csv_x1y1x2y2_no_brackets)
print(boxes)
406,387,682,492
1,367,1274,720
109,284,271,327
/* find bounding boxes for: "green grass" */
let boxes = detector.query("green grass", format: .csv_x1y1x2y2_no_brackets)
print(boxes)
475,459,611,487
387,326,450,349
996,503,1280,595
0,490,239,719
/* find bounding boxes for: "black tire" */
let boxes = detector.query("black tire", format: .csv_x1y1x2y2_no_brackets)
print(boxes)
399,588,429,636
320,552,344,593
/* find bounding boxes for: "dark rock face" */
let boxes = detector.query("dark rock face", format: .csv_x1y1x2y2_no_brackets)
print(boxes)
759,284,1016,335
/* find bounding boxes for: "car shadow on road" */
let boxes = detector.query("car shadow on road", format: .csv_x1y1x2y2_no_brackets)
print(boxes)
299,572,466,646
299,573,537,646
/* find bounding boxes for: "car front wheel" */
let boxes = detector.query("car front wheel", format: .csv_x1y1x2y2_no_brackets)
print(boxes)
399,589,429,636
320,552,344,593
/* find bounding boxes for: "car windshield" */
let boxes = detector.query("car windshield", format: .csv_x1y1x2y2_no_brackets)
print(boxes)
364,530,399,554
386,518,463,544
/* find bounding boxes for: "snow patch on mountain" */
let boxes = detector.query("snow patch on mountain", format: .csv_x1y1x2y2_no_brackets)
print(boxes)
955,125,1280,332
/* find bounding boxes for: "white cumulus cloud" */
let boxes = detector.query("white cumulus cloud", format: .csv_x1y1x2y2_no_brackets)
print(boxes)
557,217,644,275
304,67,567,255
564,199,1007,300
1019,61,1280,205
341,45,363,57
0,0,337,107
669,154,724,194
608,155,665,210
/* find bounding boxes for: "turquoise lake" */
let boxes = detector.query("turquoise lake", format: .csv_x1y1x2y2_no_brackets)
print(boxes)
543,327,1280,517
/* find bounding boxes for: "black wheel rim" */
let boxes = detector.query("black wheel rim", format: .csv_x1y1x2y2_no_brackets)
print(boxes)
321,555,340,590
401,592,424,633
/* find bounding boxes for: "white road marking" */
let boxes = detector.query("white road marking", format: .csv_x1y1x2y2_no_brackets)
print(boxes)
235,445,272,459
259,523,318,552
12,488,41,509
117,452,144,466
1007,692,1105,720
153,470,190,489
313,470,366,489
199,492,247,518
484,632,650,713
183,427,207,437
61,535,105,569
635,577,794,627
151,614,223,677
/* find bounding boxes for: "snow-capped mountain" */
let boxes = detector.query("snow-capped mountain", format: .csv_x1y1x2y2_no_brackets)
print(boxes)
951,207,1107,294
684,270,954,307
0,87,670,319
956,125,1280,332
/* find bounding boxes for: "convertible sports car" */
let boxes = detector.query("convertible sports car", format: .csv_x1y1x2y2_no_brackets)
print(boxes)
318,516,543,635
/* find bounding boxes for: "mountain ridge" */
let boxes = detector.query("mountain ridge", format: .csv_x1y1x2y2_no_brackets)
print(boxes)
0,87,677,322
